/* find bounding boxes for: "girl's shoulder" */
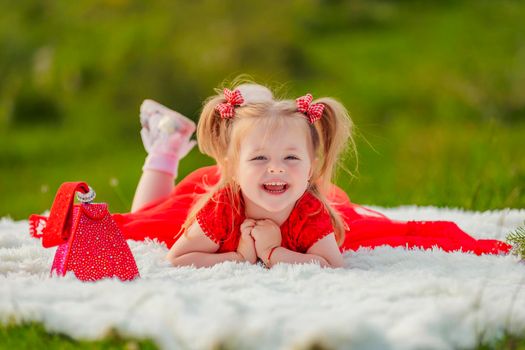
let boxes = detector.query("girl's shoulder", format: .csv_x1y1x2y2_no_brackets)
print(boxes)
284,191,334,253
296,191,328,216
195,185,243,248
288,190,333,231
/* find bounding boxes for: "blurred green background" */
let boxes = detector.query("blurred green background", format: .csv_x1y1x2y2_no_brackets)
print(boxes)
1,0,524,220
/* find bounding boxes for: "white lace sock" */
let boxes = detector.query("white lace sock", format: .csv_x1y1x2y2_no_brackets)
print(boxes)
139,100,197,178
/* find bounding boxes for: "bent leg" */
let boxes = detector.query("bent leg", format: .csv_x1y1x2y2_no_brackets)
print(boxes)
131,100,196,212
131,170,175,212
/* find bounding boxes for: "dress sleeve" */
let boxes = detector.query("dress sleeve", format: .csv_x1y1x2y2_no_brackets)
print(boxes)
296,195,335,253
195,191,228,245
195,187,240,248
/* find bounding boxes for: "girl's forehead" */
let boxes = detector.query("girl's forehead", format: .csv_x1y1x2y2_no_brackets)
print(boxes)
242,121,311,152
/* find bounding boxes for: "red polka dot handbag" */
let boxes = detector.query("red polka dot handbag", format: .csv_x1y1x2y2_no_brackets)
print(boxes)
29,182,140,282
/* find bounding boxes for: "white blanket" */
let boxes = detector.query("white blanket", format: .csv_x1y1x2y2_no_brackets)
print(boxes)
1,206,524,350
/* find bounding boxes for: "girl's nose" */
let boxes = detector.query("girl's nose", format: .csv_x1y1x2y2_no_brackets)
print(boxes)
268,166,285,174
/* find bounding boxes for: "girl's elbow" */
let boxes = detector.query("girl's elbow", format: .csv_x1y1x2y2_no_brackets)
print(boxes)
165,254,175,266
333,255,345,268
330,260,344,268
326,255,344,268
165,251,180,266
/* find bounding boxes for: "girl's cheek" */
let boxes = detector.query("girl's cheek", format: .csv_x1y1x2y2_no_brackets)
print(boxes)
242,164,263,176
248,162,265,170
288,163,307,173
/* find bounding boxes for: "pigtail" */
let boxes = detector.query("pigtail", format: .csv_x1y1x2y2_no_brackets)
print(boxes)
197,94,231,169
306,96,357,246
175,92,233,242
309,97,356,192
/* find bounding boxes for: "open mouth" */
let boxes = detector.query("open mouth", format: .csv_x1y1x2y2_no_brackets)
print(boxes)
262,182,289,195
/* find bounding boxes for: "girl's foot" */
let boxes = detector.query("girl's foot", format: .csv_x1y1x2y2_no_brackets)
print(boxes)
139,99,197,178
140,99,196,144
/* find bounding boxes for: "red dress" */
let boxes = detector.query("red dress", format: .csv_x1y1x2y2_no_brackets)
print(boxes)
113,165,512,255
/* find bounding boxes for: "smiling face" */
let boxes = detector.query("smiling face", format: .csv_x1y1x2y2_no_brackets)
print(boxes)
235,117,315,217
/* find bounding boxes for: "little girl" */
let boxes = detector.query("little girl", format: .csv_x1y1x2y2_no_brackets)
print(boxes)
112,81,513,268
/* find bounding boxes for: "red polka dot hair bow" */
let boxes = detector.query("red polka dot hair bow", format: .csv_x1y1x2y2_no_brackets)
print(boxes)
296,93,324,124
215,88,245,119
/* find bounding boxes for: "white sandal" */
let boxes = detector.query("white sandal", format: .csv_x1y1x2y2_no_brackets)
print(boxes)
139,99,196,143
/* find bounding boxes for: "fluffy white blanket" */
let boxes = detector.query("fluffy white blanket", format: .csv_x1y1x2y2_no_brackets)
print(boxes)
1,206,524,350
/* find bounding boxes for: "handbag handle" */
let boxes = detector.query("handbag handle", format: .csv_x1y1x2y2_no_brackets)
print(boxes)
42,182,90,248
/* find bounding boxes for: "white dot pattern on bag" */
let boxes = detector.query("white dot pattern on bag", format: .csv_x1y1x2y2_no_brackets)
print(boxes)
50,204,140,282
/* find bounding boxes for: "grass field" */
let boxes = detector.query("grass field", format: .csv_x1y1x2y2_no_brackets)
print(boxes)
0,322,157,349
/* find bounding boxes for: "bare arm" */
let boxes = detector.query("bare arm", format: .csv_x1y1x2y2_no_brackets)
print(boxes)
168,251,243,268
306,233,345,268
264,233,344,268
263,247,330,268
165,221,246,268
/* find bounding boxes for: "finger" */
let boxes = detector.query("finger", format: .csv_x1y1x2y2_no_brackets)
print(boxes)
242,218,256,225
241,219,255,227
262,219,277,227
240,221,255,230
255,220,270,227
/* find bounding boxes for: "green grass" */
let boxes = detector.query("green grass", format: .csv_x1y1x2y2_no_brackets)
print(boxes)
346,118,524,210
0,322,158,350
476,333,525,350
1,322,525,350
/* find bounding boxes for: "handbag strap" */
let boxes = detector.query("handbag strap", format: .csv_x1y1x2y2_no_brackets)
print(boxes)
42,182,90,248
29,214,48,238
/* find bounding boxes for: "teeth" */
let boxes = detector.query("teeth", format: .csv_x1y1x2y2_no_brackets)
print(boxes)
263,182,287,186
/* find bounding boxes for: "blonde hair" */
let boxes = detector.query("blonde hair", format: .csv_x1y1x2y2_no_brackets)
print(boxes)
175,78,357,246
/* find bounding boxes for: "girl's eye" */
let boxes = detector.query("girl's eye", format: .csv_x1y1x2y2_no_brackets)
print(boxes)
251,155,300,161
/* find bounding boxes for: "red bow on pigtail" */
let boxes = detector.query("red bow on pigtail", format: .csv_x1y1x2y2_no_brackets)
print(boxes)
215,88,245,119
296,93,324,123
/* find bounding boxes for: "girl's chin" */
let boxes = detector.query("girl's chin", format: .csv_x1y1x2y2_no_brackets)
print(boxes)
241,188,303,211
257,191,301,207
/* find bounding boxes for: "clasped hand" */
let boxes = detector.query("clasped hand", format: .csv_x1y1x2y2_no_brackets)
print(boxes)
237,218,282,264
